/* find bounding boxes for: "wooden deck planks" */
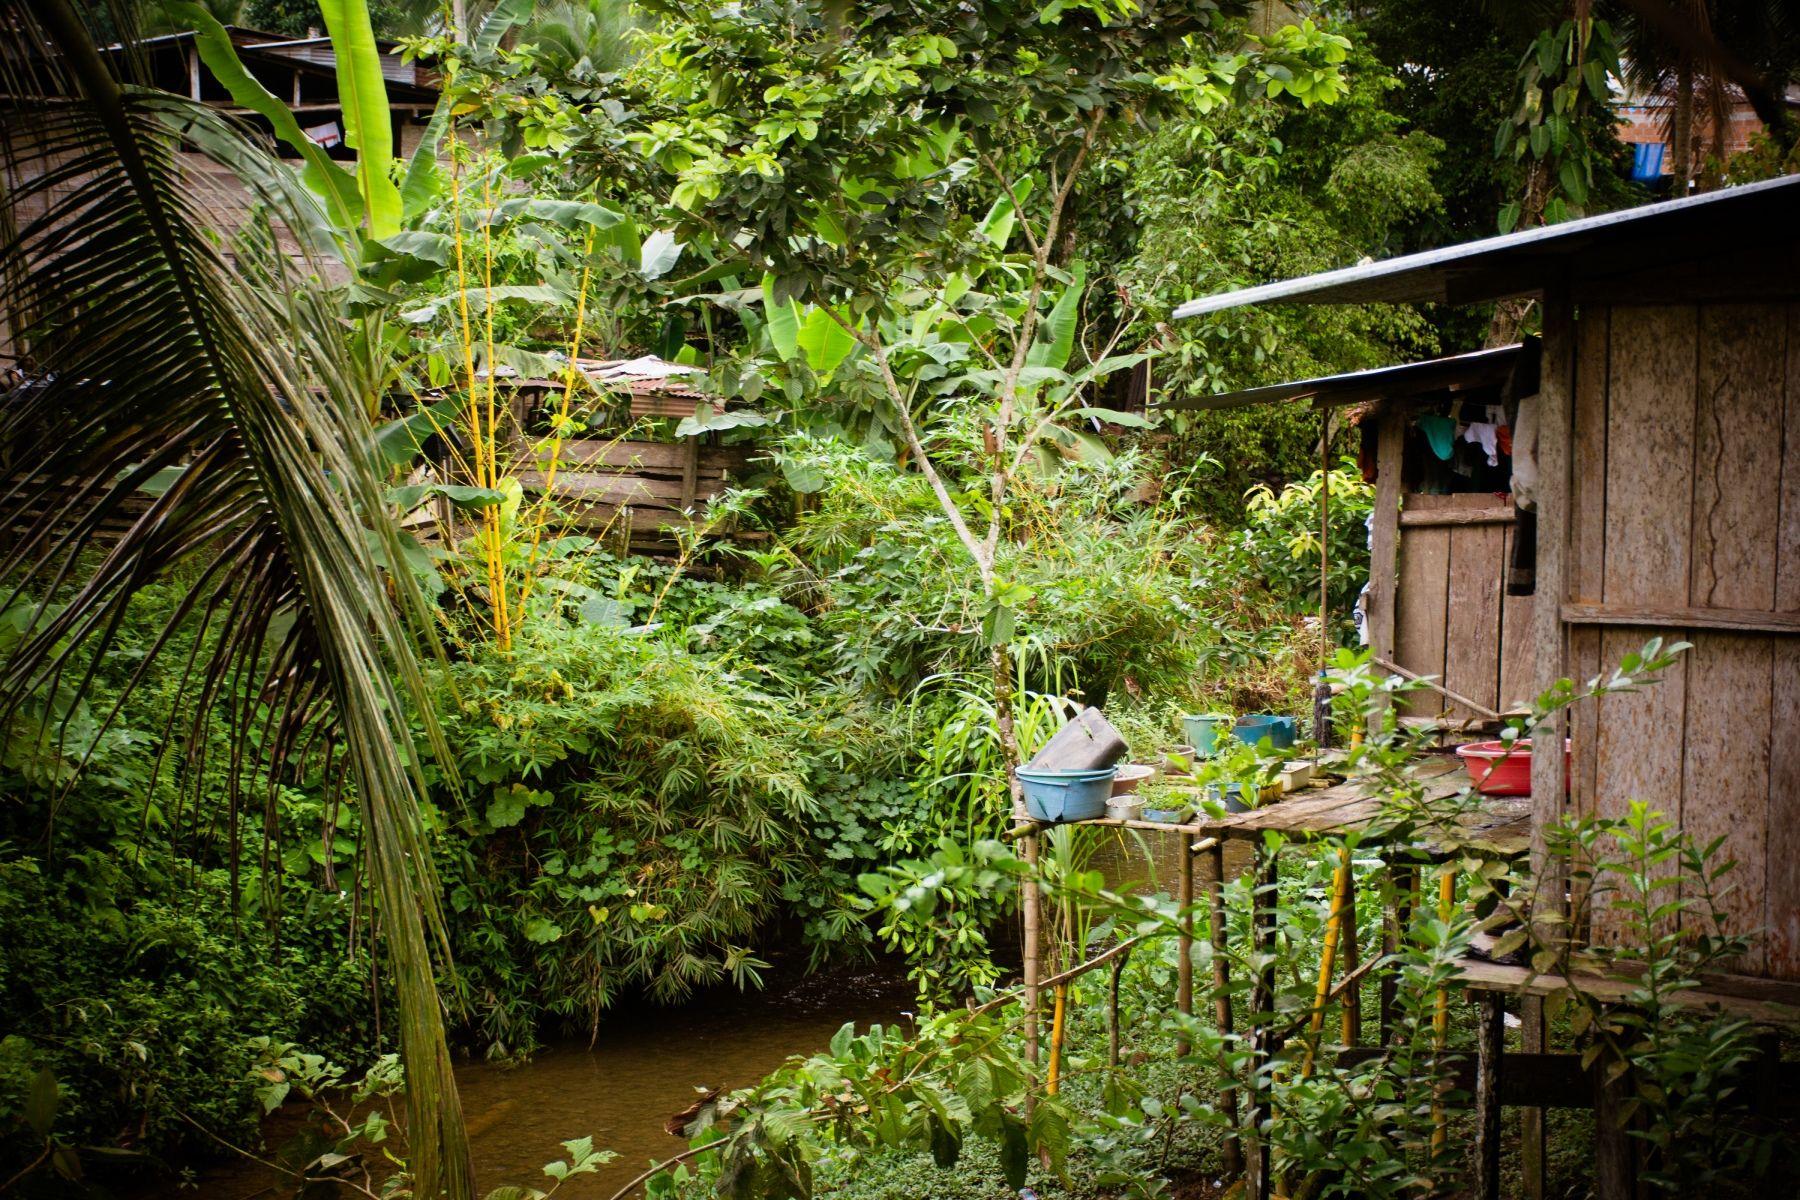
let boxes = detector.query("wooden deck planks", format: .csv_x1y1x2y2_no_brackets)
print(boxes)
1194,757,1529,856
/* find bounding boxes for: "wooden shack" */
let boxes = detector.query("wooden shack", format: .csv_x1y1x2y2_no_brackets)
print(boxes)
1165,174,1800,1200
494,356,755,557
1173,172,1800,979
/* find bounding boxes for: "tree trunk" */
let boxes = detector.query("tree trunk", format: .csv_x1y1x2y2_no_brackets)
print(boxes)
1673,59,1695,194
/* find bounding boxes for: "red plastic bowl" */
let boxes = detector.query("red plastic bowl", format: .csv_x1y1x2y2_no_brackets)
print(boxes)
1454,739,1569,796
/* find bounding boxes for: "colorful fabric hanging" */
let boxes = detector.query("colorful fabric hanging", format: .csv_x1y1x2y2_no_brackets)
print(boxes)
1417,413,1457,461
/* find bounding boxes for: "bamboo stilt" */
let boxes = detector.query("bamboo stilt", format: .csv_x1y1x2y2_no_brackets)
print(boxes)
1022,829,1042,1114
1046,983,1068,1095
1177,840,1195,1055
1209,842,1242,1177
1108,950,1129,1068
1340,862,1361,1046
1247,849,1280,1200
1301,847,1353,1077
1430,865,1457,1156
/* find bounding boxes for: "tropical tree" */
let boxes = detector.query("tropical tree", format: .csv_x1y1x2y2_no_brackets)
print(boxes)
614,0,1351,785
0,1,473,1195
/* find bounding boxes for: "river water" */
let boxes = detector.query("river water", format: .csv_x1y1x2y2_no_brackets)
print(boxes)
151,965,915,1199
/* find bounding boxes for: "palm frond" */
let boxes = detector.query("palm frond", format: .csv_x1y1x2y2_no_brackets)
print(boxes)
0,2,472,1194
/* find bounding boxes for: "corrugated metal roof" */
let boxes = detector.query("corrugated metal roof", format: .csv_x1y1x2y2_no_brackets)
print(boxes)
1172,173,1800,317
1156,343,1528,412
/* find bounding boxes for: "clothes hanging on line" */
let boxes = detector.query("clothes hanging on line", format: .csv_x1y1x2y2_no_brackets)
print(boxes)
1417,413,1457,461
1461,421,1500,466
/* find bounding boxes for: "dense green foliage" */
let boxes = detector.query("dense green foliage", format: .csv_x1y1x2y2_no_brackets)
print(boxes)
8,0,1797,1196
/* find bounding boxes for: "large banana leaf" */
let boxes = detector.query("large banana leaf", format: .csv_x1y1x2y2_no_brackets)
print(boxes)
0,2,471,1194
317,0,403,237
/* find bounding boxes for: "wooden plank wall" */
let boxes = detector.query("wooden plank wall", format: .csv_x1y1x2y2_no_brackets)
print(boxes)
517,438,749,554
1392,494,1536,720
1572,302,1800,979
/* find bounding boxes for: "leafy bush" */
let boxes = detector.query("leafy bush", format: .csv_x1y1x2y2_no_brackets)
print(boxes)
0,854,380,1168
431,620,847,1053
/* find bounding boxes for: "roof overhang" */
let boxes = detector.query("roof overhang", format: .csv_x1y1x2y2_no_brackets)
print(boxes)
1156,342,1532,413
1173,173,1800,317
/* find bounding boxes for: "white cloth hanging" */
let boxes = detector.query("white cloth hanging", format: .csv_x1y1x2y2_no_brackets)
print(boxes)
1461,421,1500,467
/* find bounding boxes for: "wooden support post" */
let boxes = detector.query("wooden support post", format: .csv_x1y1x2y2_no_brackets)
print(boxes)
1208,842,1242,1177
1366,409,1405,738
1593,1047,1636,1200
679,436,700,511
1380,863,1417,1042
1530,293,1574,945
1176,839,1195,1055
1246,847,1280,1200
1519,995,1547,1199
1473,993,1505,1200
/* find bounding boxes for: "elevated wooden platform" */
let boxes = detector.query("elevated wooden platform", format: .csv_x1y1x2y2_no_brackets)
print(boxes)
1193,753,1532,860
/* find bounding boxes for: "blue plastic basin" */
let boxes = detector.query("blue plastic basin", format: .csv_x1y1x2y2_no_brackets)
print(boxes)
1235,714,1296,750
1017,766,1117,824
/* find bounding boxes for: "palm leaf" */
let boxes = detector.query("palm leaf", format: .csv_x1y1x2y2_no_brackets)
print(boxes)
0,2,472,1194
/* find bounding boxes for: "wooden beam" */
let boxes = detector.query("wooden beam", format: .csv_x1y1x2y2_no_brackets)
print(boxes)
1530,293,1574,939
1367,411,1403,739
1560,601,1800,636
1399,506,1517,528
1455,956,1800,1025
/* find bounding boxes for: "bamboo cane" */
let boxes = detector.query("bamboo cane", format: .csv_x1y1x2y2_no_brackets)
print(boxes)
1046,983,1068,1095
1300,846,1353,1078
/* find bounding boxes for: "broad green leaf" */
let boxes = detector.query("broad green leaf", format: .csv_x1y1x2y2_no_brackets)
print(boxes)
511,199,625,229
1027,262,1086,370
761,275,802,361
674,408,771,437
26,1068,57,1139
1068,406,1156,429
475,0,536,55
809,206,847,246
400,98,450,220
174,5,361,230
639,230,684,280
976,177,1032,249
521,917,563,943
796,308,857,380
317,0,402,237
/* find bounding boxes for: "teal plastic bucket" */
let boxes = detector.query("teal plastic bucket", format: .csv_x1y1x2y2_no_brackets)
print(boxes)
1180,713,1233,756
1016,766,1116,824
1205,782,1252,814
1235,714,1296,750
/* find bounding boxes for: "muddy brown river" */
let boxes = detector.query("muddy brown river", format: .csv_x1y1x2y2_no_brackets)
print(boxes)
147,966,915,1199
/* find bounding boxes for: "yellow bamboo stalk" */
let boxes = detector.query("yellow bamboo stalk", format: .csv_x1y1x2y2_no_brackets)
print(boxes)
1045,983,1068,1096
1430,865,1456,1155
1300,847,1353,1078
514,225,599,620
479,169,511,650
